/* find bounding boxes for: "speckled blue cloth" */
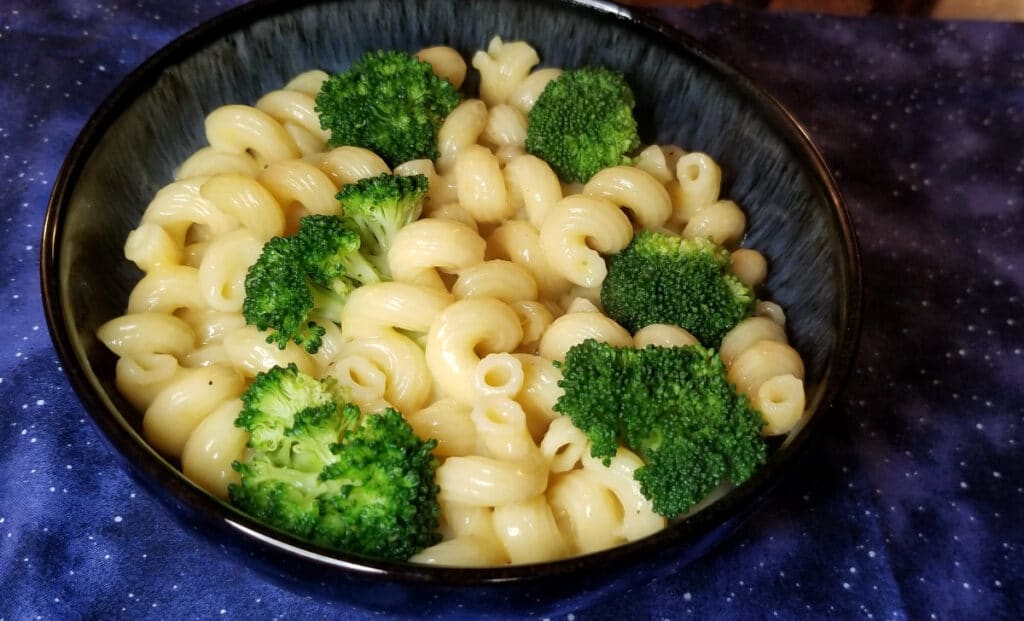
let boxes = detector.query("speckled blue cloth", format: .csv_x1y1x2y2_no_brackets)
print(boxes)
2,1,1022,618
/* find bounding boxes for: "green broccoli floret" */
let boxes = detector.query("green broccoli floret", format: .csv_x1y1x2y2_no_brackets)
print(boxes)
553,340,767,517
235,363,347,452
313,407,441,560
229,367,441,561
601,230,755,348
316,50,462,167
242,236,326,353
336,173,428,276
242,213,389,354
525,66,641,183
296,214,383,293
230,403,349,538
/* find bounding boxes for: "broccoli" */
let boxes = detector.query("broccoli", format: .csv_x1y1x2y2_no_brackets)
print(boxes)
243,196,419,353
313,407,441,560
553,340,767,517
229,365,441,561
241,236,327,354
336,173,428,276
316,50,462,167
296,214,383,293
601,230,755,348
525,66,641,183
235,363,347,452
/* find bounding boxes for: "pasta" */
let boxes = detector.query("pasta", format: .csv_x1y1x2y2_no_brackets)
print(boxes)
97,36,809,567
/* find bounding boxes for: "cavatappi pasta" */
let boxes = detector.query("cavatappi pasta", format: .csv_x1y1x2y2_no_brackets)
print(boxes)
98,36,808,566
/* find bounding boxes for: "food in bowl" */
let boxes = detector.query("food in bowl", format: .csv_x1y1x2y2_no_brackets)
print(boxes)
95,35,808,566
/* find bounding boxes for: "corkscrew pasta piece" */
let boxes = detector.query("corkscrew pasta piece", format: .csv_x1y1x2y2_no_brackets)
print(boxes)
583,166,672,230
491,495,570,564
124,223,183,272
396,159,459,210
720,317,788,367
455,144,513,223
471,37,540,106
436,454,548,507
415,45,468,89
221,324,318,378
141,178,239,247
126,265,206,315
481,104,528,149
425,297,523,405
199,173,285,243
580,448,666,541
405,398,477,458
196,228,264,312
257,159,340,219
755,300,787,327
181,398,248,500
340,281,454,340
452,260,538,303
507,67,561,114
538,307,632,362
730,248,768,288
632,145,674,184
114,353,181,412
98,312,196,359
547,469,626,554
472,353,526,400
205,104,300,167
486,219,571,300
632,323,699,349
326,332,431,415
682,199,747,248
503,154,562,229
470,394,539,462
753,373,806,436
538,195,633,288
665,151,722,230
727,340,805,407
539,415,589,474
437,99,489,173
143,364,245,457
314,145,390,188
510,300,554,354
282,69,329,97
511,353,563,441
387,217,486,288
176,148,262,180
176,308,247,347
255,88,331,150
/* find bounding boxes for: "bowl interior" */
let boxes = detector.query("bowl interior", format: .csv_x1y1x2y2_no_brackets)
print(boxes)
43,0,859,591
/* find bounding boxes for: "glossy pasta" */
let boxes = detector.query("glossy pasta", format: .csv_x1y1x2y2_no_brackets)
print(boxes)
98,37,808,566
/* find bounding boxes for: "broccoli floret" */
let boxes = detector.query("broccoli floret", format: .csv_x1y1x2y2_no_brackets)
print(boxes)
601,230,755,348
296,214,383,292
242,213,390,354
553,340,767,517
230,403,349,538
316,50,462,167
525,66,641,183
313,407,441,560
235,363,346,453
229,367,441,561
336,173,428,276
242,236,326,353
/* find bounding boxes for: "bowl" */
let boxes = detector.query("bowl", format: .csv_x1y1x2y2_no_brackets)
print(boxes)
40,0,861,615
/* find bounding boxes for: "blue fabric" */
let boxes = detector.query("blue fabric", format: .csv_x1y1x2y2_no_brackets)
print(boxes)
2,1,1022,618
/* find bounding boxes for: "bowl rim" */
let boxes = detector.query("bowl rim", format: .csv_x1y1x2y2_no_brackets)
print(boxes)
40,0,862,585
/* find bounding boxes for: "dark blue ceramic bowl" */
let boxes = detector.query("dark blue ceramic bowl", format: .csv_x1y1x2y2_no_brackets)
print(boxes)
41,0,861,616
